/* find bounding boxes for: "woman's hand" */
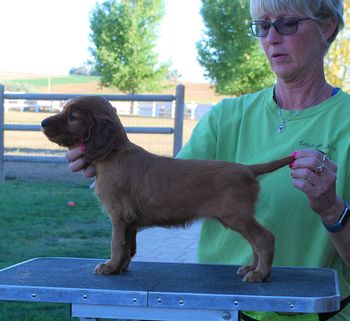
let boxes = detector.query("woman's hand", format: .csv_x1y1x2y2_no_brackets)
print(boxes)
290,149,344,223
290,148,350,266
65,145,96,178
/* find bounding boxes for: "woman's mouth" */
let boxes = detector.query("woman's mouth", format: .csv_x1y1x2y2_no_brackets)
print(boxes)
271,53,288,63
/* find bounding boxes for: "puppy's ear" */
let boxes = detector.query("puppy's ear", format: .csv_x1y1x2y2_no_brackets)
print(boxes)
84,117,124,162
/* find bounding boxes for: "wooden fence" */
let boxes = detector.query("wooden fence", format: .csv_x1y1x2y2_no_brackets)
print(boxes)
0,84,185,182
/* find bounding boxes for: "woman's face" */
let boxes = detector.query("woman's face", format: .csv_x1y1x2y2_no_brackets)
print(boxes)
258,12,326,83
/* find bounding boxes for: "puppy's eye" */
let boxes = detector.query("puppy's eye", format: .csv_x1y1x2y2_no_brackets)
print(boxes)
68,113,78,121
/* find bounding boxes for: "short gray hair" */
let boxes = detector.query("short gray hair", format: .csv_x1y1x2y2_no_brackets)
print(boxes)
250,0,344,46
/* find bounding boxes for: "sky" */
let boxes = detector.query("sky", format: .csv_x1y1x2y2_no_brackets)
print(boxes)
0,0,207,82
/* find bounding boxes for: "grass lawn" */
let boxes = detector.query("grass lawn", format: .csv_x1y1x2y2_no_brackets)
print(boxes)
0,180,112,320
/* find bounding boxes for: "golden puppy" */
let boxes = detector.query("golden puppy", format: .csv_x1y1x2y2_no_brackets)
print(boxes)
42,96,293,282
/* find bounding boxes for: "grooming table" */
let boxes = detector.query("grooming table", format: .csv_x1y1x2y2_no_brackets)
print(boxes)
0,257,340,321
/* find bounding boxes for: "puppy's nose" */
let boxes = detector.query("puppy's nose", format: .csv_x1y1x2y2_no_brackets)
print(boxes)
41,118,50,128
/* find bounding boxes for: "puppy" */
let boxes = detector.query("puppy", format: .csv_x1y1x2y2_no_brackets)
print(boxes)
41,96,293,282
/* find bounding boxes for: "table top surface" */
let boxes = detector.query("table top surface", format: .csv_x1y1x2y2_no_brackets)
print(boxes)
0,257,340,313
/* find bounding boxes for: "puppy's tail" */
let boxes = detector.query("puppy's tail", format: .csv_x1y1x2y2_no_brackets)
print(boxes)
248,156,294,176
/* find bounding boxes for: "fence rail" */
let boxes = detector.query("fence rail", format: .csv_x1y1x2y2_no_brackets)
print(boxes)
0,84,185,182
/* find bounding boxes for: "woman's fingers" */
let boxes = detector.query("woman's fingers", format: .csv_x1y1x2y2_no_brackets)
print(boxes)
65,145,96,177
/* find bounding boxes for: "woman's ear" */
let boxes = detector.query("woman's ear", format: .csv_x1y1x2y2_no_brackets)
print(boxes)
84,118,119,162
321,17,338,44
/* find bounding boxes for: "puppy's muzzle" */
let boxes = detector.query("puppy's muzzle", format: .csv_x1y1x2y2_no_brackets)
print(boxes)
41,118,51,129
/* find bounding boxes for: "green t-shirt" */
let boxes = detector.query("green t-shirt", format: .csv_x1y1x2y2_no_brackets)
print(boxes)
177,87,350,320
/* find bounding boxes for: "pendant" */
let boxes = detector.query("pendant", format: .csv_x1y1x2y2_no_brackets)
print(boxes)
277,123,286,133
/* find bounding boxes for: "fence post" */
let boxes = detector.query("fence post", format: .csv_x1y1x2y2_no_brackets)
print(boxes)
173,84,185,157
0,84,4,182
152,102,157,117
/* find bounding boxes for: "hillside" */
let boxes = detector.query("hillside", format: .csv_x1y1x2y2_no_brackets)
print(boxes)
0,71,230,104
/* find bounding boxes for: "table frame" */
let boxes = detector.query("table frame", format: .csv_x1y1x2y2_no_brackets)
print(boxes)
0,257,340,321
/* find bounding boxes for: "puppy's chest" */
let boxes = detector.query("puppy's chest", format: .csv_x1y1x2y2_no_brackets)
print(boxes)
95,178,119,198
94,174,132,206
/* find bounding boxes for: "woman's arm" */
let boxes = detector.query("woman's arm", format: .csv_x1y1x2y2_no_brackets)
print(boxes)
290,149,350,266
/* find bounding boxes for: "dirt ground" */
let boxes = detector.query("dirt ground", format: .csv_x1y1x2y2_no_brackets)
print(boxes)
3,111,198,182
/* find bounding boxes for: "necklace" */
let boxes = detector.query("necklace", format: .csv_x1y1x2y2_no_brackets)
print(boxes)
276,108,305,133
275,82,329,133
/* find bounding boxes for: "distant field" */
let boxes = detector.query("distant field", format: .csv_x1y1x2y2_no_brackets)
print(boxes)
0,71,228,104
7,75,100,87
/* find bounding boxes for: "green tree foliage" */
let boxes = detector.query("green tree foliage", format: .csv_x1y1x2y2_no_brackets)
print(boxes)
197,0,275,96
325,0,350,90
4,81,33,92
69,64,99,76
89,0,170,94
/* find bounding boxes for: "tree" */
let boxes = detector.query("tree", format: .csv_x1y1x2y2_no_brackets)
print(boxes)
165,69,182,82
197,0,275,96
325,0,350,90
89,0,170,96
4,81,33,92
69,65,99,76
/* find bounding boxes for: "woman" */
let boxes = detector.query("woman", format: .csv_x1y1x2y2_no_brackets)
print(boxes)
66,0,349,320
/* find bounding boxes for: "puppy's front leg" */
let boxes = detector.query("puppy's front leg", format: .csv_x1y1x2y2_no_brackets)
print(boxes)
120,228,137,272
95,216,126,275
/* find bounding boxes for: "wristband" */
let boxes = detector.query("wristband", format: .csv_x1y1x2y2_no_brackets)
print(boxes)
322,201,350,233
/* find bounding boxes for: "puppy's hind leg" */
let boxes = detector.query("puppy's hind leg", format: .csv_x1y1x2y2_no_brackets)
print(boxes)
239,219,274,282
221,214,275,282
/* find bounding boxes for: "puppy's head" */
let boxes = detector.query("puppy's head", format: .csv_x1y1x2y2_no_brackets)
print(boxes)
41,96,128,162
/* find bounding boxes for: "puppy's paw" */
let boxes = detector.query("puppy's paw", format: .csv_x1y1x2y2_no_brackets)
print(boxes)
94,261,120,275
237,265,255,276
242,270,265,283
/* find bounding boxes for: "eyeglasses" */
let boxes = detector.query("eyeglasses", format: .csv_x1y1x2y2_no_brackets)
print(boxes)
250,18,312,37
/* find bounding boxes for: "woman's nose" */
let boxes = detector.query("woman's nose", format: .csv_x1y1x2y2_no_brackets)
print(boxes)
265,25,283,43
